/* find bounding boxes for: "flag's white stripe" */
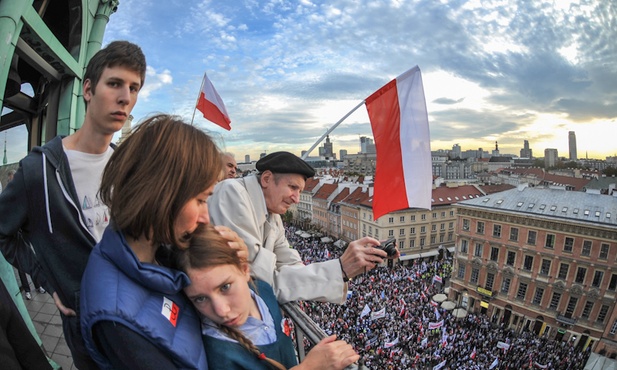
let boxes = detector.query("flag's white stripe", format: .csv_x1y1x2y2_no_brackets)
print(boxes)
396,66,432,210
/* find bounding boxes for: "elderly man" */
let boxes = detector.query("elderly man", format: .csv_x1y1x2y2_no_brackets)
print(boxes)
221,152,238,179
208,151,397,304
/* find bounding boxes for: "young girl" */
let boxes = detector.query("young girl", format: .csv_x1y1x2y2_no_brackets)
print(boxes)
175,225,360,370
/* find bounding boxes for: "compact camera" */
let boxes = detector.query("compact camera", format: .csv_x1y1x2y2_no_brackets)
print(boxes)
378,237,397,257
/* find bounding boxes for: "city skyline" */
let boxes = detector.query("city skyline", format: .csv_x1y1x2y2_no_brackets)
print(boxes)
99,0,615,161
2,0,616,164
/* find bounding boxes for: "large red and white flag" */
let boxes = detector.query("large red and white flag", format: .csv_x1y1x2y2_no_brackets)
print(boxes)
365,66,432,219
196,73,231,130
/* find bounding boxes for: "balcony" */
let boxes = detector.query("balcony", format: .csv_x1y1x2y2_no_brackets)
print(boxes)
281,302,366,370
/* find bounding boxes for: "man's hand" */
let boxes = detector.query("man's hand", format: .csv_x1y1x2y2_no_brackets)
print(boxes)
52,291,76,316
339,236,400,279
215,225,249,261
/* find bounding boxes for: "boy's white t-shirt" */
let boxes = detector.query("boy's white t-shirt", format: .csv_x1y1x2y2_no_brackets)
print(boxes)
64,146,113,242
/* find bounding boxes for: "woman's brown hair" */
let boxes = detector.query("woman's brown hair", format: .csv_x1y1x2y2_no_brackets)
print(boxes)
99,114,222,246
174,225,286,370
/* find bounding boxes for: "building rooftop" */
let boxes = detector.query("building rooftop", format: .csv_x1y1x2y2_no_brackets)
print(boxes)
459,185,617,227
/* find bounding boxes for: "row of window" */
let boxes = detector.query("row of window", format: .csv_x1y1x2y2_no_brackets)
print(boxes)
460,240,613,288
461,219,611,259
384,211,456,224
458,266,612,323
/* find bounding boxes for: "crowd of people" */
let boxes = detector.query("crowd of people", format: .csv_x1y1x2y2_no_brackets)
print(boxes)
285,225,592,370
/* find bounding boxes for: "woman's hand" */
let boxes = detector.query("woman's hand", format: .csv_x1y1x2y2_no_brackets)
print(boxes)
214,225,249,261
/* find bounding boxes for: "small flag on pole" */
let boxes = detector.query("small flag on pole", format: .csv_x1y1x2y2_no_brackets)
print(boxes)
365,66,432,219
196,73,231,130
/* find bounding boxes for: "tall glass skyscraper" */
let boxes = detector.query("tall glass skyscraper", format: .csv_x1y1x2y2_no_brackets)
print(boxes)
568,131,578,160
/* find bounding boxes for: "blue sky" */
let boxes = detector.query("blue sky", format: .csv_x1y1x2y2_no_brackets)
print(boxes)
101,0,616,162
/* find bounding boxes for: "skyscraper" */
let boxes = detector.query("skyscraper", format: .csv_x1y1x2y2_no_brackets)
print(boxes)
568,131,577,160
520,140,532,158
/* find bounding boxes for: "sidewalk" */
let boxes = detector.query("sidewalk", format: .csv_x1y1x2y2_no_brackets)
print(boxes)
16,269,75,370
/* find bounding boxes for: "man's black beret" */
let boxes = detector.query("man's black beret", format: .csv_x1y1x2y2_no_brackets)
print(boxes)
256,151,315,178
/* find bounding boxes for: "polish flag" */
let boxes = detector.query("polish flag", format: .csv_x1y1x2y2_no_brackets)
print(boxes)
365,66,432,219
196,73,231,130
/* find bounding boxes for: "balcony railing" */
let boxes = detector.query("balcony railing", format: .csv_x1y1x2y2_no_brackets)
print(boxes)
281,302,367,370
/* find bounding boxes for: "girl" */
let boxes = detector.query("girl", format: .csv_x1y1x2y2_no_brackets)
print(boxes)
80,114,246,369
175,224,360,370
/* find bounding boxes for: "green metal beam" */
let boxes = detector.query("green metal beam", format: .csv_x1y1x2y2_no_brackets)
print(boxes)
20,5,81,78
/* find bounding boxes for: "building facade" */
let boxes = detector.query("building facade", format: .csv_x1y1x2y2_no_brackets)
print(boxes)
451,186,617,355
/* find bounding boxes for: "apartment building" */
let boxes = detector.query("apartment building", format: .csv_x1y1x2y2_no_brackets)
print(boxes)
451,185,617,355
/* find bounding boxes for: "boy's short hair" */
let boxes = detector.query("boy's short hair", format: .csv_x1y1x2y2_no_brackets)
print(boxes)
84,40,147,97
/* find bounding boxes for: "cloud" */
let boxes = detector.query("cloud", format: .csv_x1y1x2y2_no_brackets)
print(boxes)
138,67,173,100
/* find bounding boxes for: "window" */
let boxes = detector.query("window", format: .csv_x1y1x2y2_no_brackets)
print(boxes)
509,227,519,241
582,301,594,319
490,247,499,262
501,277,511,294
533,288,544,305
493,224,501,238
476,221,485,234
460,239,468,253
441,211,446,217
448,232,453,241
388,230,394,237
399,216,405,222
399,228,405,236
549,292,561,310
506,251,516,266
430,236,436,244
439,234,444,243
563,237,574,253
582,240,592,256
474,243,483,258
527,230,537,245
420,226,426,233
411,215,416,222
432,212,437,219
544,234,555,249
592,270,604,288
485,272,495,291
565,297,578,317
449,222,454,229
457,264,466,279
558,263,569,280
575,267,587,284
431,224,437,232
462,219,470,231
440,223,445,231
540,259,551,275
611,320,617,335
388,217,394,224
421,214,426,220
600,243,610,260
420,237,425,247
609,274,617,291
399,240,405,248
471,268,479,284
410,239,415,248
410,227,416,234
523,255,534,271
517,282,528,300
598,305,610,323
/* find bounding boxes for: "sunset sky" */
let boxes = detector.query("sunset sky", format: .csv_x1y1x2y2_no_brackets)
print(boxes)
30,0,615,163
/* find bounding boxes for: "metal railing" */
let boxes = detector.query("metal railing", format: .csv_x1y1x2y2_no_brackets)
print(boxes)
281,302,367,370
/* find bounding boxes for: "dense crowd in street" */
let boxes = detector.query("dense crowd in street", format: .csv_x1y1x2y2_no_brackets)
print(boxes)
285,225,591,369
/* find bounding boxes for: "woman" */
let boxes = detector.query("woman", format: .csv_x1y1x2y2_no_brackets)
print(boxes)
80,114,245,369
175,224,360,370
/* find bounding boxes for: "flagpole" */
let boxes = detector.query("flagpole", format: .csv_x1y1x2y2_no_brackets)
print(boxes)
301,99,365,160
191,72,207,126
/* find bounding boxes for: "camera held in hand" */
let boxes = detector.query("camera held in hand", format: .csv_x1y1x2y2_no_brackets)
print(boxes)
377,237,397,257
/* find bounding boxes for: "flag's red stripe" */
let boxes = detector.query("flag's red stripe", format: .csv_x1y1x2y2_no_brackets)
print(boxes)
196,92,231,130
366,80,408,220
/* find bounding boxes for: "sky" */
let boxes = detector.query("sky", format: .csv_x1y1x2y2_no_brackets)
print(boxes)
97,0,616,162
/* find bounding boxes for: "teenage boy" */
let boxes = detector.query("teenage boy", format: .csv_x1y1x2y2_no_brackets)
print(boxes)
0,40,146,369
